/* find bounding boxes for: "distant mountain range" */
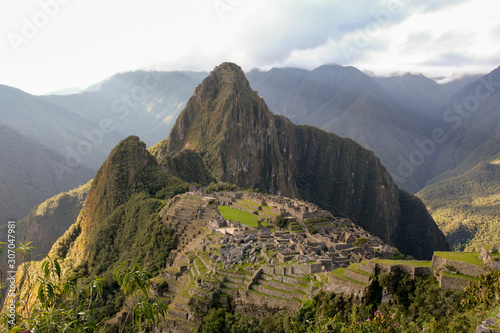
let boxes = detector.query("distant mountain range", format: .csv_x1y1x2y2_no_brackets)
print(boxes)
0,124,93,224
0,72,205,223
8,67,448,322
1,63,498,254
247,66,489,192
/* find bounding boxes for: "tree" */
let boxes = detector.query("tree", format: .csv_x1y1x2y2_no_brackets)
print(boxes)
462,270,500,308
274,213,287,229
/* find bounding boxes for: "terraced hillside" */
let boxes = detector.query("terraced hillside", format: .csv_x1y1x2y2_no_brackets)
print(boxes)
153,191,499,331
152,191,395,331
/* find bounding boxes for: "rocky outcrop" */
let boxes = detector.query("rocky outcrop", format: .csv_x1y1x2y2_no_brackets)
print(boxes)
151,62,449,259
476,312,500,333
480,245,500,270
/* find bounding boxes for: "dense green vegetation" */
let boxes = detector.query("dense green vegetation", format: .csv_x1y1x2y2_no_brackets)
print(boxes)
274,213,288,229
199,269,500,333
7,136,189,330
204,182,239,193
156,148,215,185
418,161,500,251
2,256,168,332
83,193,178,277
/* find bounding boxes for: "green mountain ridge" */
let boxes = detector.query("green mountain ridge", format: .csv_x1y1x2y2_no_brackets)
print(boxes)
48,135,189,276
418,160,500,251
152,62,448,259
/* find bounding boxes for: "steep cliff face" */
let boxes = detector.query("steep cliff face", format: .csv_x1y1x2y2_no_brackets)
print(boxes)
153,63,295,196
50,136,185,273
152,63,448,258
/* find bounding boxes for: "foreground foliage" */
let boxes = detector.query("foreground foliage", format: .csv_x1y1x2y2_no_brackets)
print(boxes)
1,257,167,332
199,269,500,333
2,246,499,332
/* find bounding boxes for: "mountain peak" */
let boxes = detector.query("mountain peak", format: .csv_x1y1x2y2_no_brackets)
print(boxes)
83,135,154,227
151,63,449,258
157,62,272,157
210,62,248,83
191,62,253,106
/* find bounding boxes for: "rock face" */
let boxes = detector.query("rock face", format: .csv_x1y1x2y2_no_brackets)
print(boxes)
152,62,449,259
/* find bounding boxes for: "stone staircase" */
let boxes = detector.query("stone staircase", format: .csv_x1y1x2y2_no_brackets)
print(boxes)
164,271,199,332
239,269,318,311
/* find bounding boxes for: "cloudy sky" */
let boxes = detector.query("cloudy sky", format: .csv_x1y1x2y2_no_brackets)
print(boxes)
1,0,499,95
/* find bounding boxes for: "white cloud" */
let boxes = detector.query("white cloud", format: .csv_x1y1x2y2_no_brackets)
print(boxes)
0,0,499,94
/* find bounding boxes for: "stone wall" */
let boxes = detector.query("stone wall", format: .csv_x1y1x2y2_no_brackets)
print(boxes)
295,263,322,275
438,272,470,290
432,255,488,277
414,266,432,277
324,276,365,298
190,288,215,302
391,264,415,277
215,269,249,280
243,290,301,312
285,276,302,287
251,284,292,300
489,261,500,271
359,261,376,275
262,266,276,275
344,268,371,284
247,268,263,290
268,280,296,293
166,281,184,294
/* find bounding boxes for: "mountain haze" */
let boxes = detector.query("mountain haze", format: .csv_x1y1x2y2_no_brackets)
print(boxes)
15,181,91,259
43,70,207,153
0,124,94,225
247,65,433,192
0,71,205,223
428,66,500,184
375,73,449,120
0,84,112,170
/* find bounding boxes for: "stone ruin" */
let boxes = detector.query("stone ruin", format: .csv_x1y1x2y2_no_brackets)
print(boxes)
157,190,396,332
480,244,500,270
189,190,393,272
